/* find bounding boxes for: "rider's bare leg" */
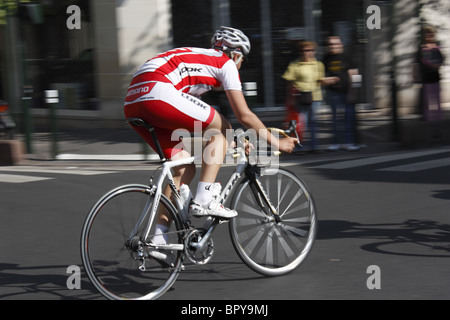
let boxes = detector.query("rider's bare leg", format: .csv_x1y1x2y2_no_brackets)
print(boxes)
200,112,231,182
153,149,195,245
194,112,232,206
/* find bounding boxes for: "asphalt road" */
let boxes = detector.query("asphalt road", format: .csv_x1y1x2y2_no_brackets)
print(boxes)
1,146,449,302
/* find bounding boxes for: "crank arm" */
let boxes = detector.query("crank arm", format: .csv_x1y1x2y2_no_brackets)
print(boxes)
147,243,184,251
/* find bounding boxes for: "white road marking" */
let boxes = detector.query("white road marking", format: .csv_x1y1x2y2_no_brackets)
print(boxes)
0,174,54,184
379,157,450,172
0,167,117,176
310,149,450,170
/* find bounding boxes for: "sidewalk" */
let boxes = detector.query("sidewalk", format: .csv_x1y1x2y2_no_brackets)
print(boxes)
28,128,155,162
10,108,450,165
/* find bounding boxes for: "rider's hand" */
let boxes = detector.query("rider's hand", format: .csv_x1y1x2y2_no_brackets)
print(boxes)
278,137,298,154
244,141,255,156
229,139,254,156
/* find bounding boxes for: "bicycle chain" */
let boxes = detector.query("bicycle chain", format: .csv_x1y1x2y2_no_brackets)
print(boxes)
139,226,208,271
145,226,193,244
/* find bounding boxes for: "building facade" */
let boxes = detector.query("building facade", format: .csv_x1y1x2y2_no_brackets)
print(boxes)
0,0,448,129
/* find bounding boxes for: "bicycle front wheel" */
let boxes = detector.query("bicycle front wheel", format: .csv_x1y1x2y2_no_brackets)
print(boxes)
229,168,317,276
81,184,184,300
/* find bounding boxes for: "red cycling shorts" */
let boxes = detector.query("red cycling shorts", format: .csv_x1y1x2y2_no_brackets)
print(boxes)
124,73,216,159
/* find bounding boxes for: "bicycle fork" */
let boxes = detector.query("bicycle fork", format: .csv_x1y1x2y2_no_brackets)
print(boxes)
245,165,281,223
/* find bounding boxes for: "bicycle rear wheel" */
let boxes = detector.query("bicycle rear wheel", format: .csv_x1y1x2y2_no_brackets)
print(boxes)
81,184,184,300
229,168,317,276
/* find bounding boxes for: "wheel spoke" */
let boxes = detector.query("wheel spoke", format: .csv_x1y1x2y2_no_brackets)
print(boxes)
235,217,262,229
283,201,310,218
240,202,267,218
242,226,267,253
255,228,273,265
278,179,293,208
280,223,309,238
280,188,304,218
273,227,295,258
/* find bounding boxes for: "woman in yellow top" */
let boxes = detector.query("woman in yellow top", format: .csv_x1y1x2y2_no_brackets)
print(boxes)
283,41,326,152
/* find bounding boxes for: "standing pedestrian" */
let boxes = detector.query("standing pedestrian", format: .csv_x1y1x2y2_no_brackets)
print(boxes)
282,41,325,153
416,26,444,121
322,36,360,151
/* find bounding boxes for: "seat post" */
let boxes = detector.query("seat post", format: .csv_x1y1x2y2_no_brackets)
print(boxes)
126,118,167,162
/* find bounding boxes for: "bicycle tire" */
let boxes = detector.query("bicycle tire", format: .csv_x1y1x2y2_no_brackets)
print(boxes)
81,184,184,300
229,168,317,276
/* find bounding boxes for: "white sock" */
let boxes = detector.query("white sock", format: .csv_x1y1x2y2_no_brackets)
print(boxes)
194,181,214,207
152,224,169,244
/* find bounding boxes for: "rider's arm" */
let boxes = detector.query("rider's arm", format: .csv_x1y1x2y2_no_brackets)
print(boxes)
225,90,296,153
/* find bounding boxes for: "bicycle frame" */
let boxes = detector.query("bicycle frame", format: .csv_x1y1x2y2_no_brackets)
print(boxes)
130,120,298,253
135,137,277,253
141,155,198,242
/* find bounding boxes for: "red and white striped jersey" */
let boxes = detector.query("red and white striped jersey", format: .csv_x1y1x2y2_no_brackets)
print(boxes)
133,47,242,97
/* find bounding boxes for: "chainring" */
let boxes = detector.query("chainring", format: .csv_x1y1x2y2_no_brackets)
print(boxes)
184,229,214,265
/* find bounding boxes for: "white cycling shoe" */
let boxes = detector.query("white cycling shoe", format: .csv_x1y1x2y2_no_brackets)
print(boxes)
190,199,238,219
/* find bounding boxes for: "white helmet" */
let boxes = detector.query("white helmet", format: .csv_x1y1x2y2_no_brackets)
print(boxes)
211,26,251,56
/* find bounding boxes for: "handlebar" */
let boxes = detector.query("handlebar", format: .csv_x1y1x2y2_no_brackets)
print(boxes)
268,119,302,146
230,120,301,159
269,120,300,143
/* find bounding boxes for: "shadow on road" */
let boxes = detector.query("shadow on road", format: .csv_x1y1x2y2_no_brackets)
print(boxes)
318,219,450,258
0,263,97,300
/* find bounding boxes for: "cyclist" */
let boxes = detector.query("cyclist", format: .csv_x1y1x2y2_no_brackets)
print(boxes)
124,26,297,247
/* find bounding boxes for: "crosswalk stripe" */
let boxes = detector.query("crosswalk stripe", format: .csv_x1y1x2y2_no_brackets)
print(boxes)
310,149,450,170
0,167,117,176
379,157,450,172
0,174,54,184
1,148,448,183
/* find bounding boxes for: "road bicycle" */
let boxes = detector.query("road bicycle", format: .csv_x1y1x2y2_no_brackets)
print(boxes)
80,118,317,300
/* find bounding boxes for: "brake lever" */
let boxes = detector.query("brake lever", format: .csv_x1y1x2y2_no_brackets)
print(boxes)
288,120,302,147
